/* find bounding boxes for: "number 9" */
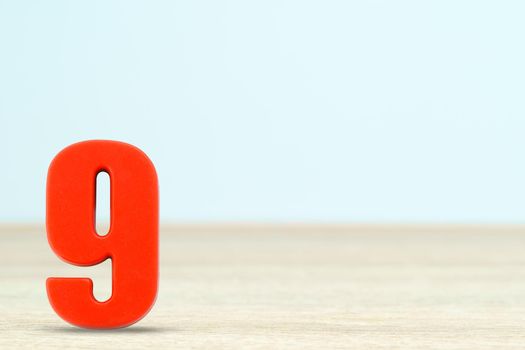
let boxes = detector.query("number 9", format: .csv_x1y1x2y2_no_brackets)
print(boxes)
46,140,159,329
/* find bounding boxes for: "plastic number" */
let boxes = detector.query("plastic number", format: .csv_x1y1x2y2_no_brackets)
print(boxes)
46,140,158,329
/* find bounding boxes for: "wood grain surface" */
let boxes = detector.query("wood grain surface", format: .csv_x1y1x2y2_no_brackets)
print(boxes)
1,224,525,349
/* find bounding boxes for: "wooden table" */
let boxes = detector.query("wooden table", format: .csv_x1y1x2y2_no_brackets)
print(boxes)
1,224,525,349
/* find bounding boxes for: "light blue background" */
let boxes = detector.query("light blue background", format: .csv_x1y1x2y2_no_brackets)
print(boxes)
1,1,524,223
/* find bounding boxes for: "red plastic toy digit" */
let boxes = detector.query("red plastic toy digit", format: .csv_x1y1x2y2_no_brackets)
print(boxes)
46,140,158,329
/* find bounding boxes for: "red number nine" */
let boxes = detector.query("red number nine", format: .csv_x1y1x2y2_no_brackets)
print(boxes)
46,140,158,329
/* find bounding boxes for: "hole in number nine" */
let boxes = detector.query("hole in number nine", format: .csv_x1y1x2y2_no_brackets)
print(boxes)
95,171,110,236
